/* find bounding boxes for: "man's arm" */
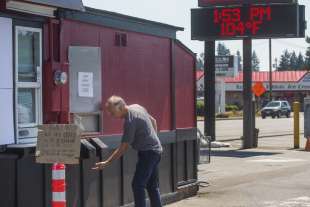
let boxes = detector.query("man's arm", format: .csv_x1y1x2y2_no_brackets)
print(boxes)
92,142,129,170
149,115,158,133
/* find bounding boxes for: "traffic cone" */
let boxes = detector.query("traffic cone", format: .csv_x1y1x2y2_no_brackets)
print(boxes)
305,138,310,151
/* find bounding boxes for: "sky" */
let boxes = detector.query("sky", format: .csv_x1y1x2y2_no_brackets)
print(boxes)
83,0,309,71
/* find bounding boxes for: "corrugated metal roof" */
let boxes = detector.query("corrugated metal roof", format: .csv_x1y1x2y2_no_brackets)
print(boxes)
225,71,308,83
24,0,85,11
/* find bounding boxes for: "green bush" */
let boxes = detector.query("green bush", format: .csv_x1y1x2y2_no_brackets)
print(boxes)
216,112,230,118
196,100,204,116
225,104,239,112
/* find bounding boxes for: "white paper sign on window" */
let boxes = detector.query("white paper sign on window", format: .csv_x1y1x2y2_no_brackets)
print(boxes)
78,72,94,98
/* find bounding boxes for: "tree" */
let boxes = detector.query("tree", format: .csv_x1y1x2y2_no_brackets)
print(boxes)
252,50,260,71
296,52,305,70
217,42,230,56
289,51,298,70
305,36,310,70
278,50,291,71
236,50,242,71
196,52,204,70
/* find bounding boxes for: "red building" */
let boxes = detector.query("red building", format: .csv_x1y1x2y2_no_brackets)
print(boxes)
0,1,198,207
225,71,310,108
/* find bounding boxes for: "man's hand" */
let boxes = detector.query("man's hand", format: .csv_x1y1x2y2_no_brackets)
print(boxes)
92,161,110,170
91,143,129,171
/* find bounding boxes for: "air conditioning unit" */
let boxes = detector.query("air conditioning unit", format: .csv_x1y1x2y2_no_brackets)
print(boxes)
6,0,56,17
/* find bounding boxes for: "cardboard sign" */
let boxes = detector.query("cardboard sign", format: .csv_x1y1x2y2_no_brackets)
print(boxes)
36,124,81,164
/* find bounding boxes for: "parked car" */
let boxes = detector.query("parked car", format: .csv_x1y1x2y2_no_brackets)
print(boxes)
260,101,291,119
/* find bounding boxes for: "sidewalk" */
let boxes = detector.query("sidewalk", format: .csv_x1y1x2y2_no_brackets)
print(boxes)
167,135,310,207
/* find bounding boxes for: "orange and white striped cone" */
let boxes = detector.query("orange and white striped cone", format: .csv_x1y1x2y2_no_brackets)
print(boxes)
305,138,310,152
52,163,66,207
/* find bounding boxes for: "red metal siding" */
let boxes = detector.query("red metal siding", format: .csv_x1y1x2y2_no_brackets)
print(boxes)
59,19,172,134
175,43,196,128
43,21,62,124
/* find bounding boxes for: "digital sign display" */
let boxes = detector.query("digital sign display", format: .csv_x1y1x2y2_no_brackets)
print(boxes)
191,4,305,40
198,0,297,7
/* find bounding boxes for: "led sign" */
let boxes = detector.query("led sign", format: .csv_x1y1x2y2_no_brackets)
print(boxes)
198,0,297,7
191,4,305,40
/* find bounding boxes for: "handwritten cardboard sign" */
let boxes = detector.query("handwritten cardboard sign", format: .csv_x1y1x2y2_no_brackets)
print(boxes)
36,124,81,164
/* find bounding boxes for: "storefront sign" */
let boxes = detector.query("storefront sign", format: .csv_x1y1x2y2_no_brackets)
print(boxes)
36,124,81,164
215,56,238,77
226,82,310,92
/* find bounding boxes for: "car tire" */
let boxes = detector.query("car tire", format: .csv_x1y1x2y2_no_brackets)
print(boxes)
286,112,290,118
262,115,266,119
272,115,275,119
277,112,280,118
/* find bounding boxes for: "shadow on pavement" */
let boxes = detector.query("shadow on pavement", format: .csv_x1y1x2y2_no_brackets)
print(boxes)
201,149,282,158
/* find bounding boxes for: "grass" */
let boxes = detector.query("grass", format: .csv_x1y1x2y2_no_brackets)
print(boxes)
197,111,262,120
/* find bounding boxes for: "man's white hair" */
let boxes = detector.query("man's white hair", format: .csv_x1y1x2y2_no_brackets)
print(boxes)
107,95,126,111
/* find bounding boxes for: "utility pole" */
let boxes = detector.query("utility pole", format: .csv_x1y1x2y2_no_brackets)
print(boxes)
243,38,254,149
204,41,216,141
269,38,273,102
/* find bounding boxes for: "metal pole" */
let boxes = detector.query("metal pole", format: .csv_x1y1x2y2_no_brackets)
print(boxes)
252,96,258,148
269,38,273,101
243,38,254,149
204,40,216,141
293,102,300,149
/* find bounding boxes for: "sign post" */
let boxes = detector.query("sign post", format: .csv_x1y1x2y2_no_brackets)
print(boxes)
204,41,216,141
243,38,254,148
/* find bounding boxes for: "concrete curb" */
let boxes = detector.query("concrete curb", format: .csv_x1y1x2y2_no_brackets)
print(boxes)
218,132,305,142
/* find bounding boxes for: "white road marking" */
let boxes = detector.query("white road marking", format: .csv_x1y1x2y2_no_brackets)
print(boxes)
247,157,306,163
264,196,310,207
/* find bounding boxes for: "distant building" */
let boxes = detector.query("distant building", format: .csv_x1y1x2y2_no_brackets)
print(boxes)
197,71,310,110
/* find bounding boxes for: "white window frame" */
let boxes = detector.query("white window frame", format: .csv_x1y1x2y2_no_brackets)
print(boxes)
15,26,42,143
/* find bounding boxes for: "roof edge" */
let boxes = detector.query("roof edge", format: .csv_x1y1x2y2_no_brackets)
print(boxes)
84,7,184,32
59,7,184,39
175,39,196,58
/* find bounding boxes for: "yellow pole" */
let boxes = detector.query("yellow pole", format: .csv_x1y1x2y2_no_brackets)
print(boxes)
293,102,300,149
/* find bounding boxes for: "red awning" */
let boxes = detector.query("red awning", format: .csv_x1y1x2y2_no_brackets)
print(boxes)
196,71,204,81
224,71,307,83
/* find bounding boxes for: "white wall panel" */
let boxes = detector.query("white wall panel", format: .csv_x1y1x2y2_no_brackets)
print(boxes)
0,89,15,145
0,17,13,89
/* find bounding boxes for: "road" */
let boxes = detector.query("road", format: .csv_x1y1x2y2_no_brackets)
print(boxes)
167,135,310,207
198,114,305,141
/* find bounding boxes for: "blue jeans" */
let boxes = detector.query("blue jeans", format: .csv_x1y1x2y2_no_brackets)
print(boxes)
132,150,162,207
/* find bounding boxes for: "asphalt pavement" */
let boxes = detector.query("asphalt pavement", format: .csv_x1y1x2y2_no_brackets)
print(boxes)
198,114,305,141
167,134,310,207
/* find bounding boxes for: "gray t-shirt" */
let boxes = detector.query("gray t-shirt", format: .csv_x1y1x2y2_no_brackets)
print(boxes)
121,104,163,153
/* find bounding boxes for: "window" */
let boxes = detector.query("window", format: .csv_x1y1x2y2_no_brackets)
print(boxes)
15,26,42,144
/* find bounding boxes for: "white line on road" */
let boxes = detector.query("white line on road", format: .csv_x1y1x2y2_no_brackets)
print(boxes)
264,196,310,207
247,157,306,163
